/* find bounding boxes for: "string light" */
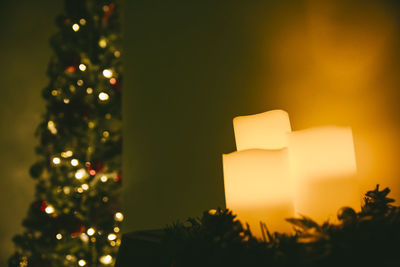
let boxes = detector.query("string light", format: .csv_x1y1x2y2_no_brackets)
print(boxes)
56,233,62,240
103,5,110,12
105,113,111,119
114,50,121,58
71,159,79,166
78,259,86,266
86,87,93,94
75,168,86,179
51,90,58,96
77,187,84,193
102,69,113,78
45,205,55,214
66,255,74,261
77,80,84,86
103,131,110,138
61,150,73,158
113,227,120,233
100,175,108,182
87,228,95,236
52,157,61,165
80,233,89,242
69,85,76,92
114,212,124,222
79,18,86,25
72,24,80,32
82,184,89,190
88,121,95,128
98,38,107,48
63,98,70,104
99,255,113,265
63,187,71,194
107,233,117,241
109,78,117,85
98,92,109,101
79,64,86,71
48,121,58,134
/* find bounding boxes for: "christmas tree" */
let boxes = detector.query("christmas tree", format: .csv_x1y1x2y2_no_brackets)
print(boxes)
9,0,123,266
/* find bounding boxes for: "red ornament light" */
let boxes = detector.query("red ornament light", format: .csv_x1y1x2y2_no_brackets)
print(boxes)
67,66,76,73
109,78,117,85
40,201,47,211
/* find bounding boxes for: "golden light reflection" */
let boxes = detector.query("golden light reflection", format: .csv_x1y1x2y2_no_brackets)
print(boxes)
255,0,400,202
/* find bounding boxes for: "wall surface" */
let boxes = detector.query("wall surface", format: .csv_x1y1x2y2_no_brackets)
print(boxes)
123,0,400,233
0,1,62,266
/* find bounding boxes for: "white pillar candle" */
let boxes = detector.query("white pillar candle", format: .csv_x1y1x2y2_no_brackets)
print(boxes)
222,149,294,237
288,126,360,222
233,110,292,151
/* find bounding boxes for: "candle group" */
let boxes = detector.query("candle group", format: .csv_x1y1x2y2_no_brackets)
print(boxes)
222,110,360,238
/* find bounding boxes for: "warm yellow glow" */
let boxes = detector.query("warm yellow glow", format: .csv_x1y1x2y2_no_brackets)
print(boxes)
99,38,107,48
63,98,70,104
98,92,109,101
103,131,110,138
87,228,95,236
99,255,113,265
75,168,86,179
79,64,86,71
254,1,400,202
47,121,57,135
100,175,108,182
61,150,73,158
113,227,120,233
52,157,61,165
102,69,113,78
288,126,357,179
51,90,58,96
77,187,84,193
45,205,55,214
223,149,294,236
71,159,79,166
79,18,86,25
233,110,291,151
88,121,95,128
114,212,124,222
81,184,89,190
114,51,121,58
86,87,93,94
77,80,84,86
72,24,80,32
107,233,117,241
56,233,62,240
78,259,86,266
288,126,360,222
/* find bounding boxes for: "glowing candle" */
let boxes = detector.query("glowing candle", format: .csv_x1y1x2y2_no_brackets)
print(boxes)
223,149,294,237
233,110,292,151
288,126,360,222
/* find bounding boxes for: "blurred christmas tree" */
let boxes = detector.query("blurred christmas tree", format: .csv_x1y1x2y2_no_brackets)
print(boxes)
9,0,123,266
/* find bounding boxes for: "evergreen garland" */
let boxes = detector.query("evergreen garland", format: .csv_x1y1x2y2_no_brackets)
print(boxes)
160,185,400,267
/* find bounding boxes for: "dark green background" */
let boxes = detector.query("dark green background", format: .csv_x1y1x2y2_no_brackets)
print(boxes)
0,1,62,266
122,0,400,233
122,0,303,232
